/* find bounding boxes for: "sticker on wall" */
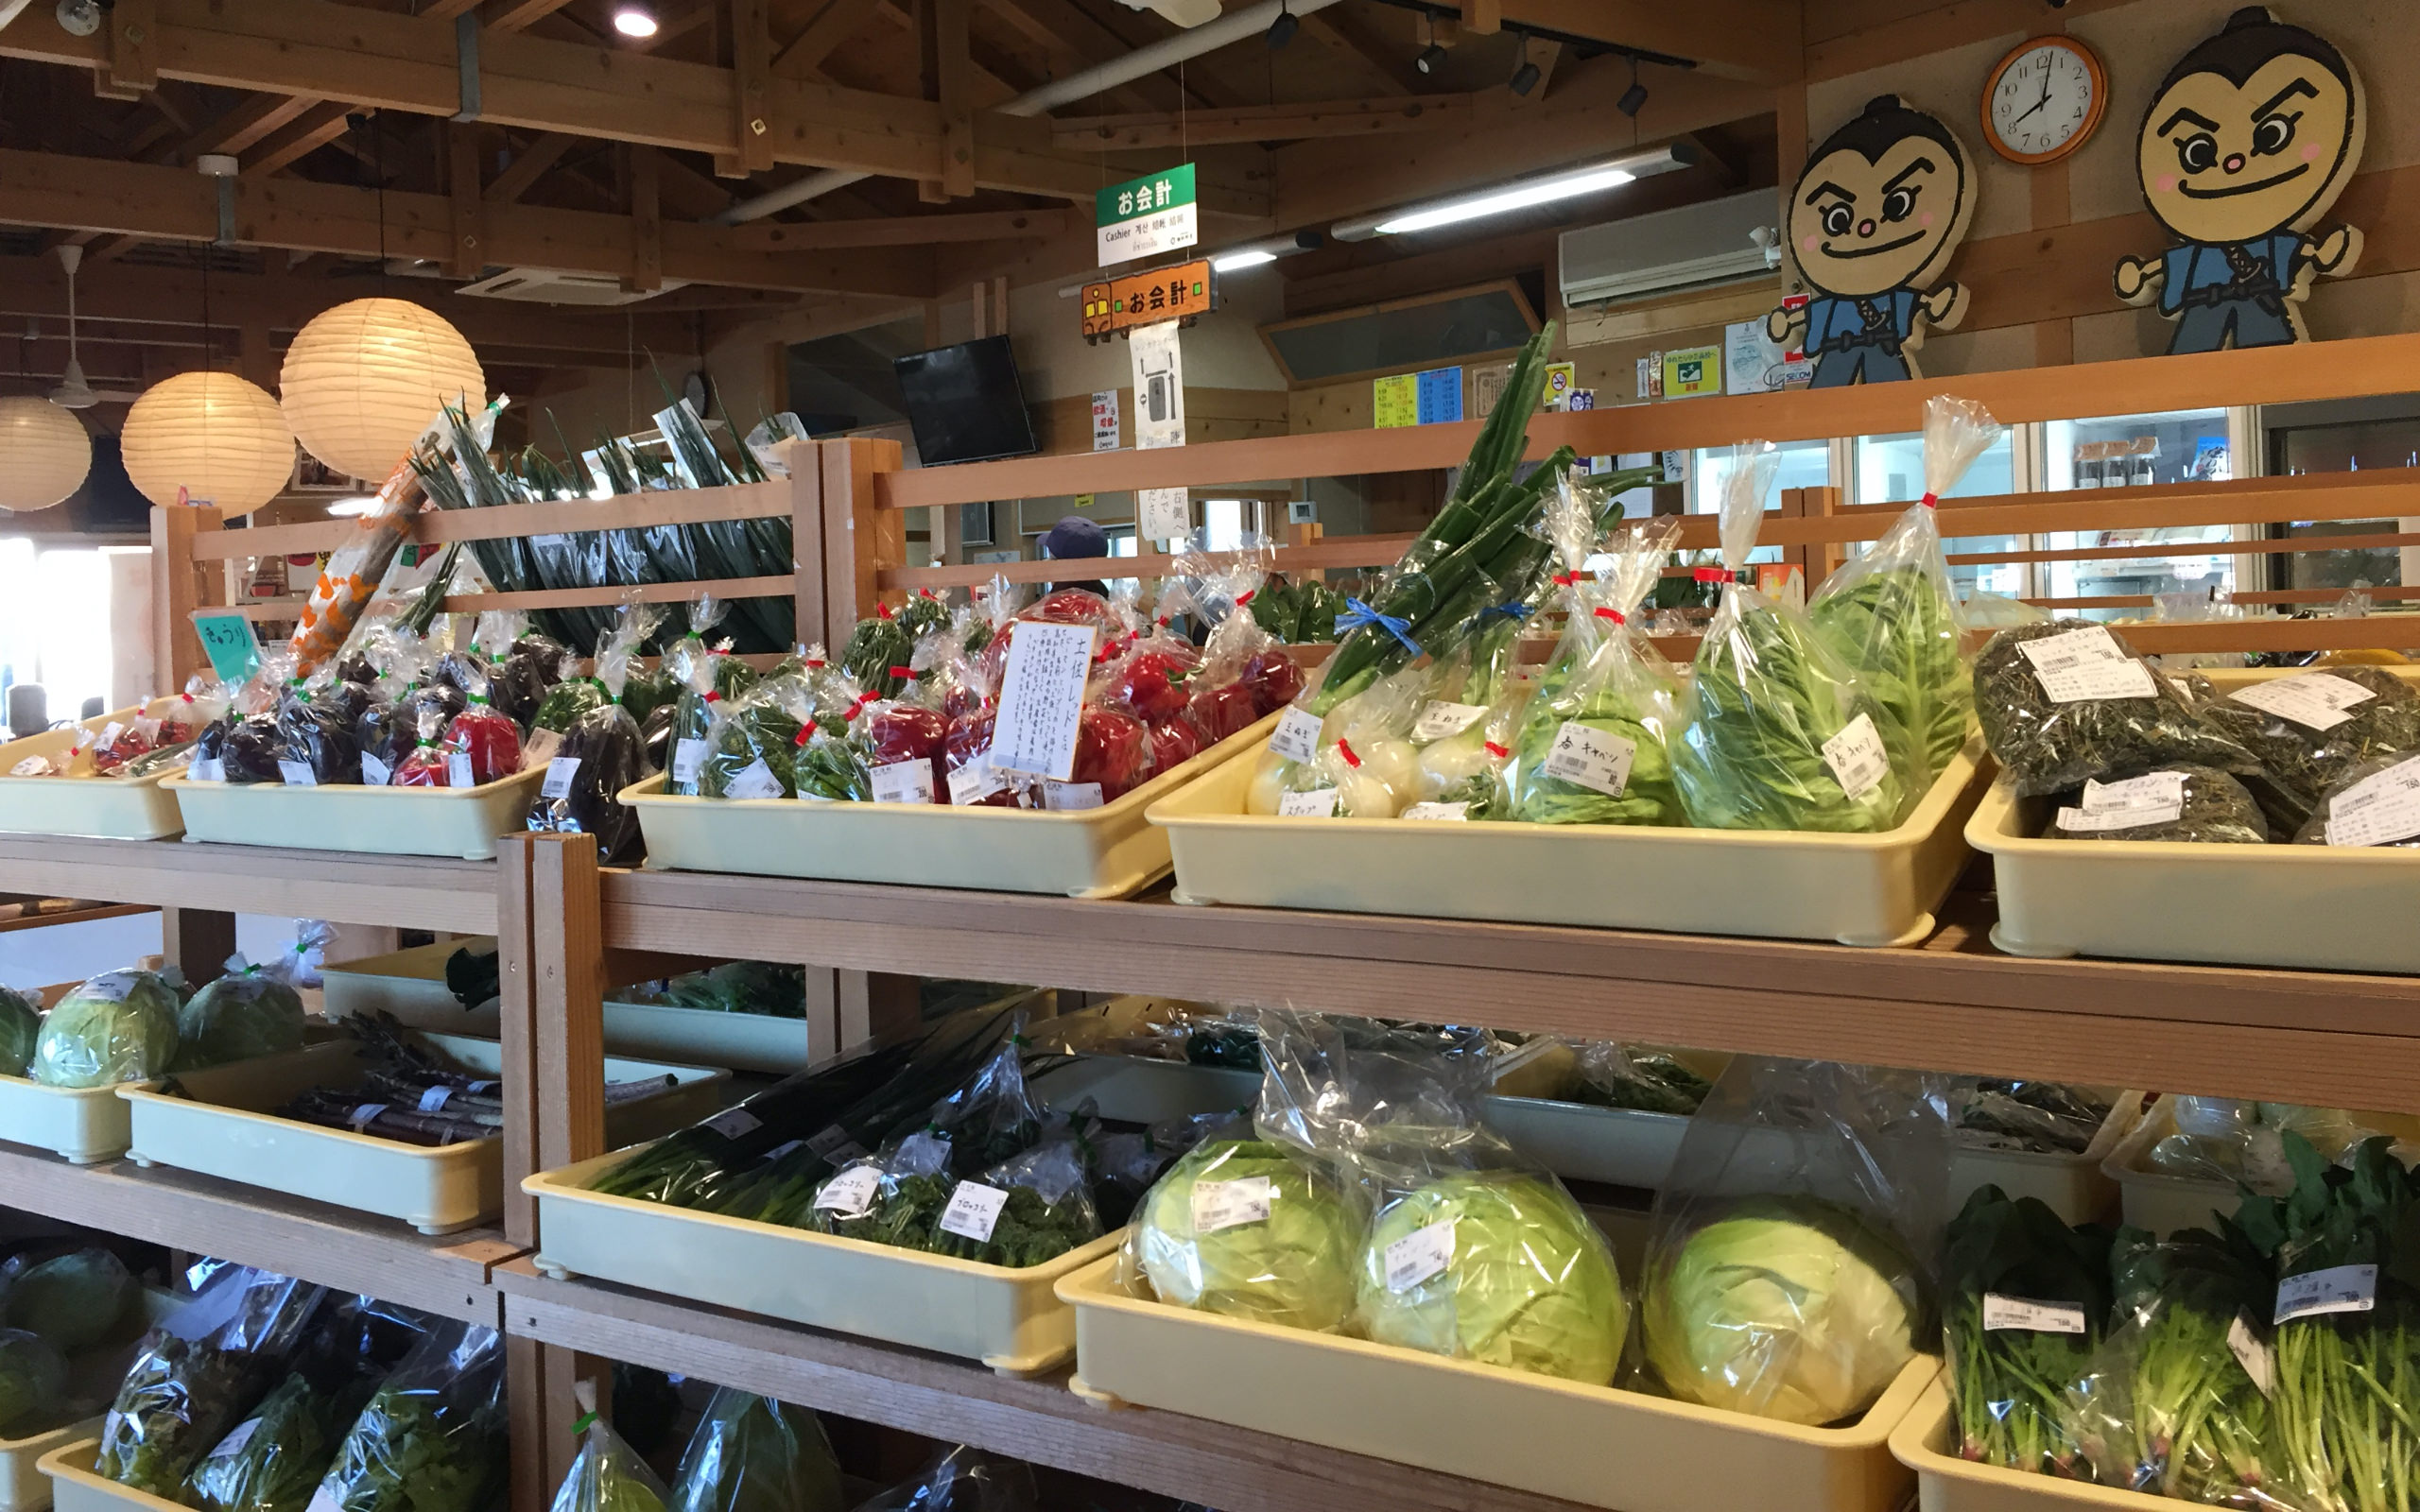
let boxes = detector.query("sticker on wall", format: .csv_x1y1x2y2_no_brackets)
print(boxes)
2114,6,2366,354
1770,95,1977,388
1662,345,1723,400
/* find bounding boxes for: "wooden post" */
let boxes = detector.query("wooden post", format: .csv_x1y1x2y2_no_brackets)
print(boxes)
784,438,824,657
150,504,224,696
446,121,485,281
159,908,236,988
837,971,922,1051
920,0,973,200
817,437,904,647
530,834,606,1176
107,0,157,94
493,836,540,1250
504,1334,553,1512
625,146,662,295
729,0,774,175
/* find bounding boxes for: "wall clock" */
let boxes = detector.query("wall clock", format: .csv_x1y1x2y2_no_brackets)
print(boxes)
1981,35,2107,165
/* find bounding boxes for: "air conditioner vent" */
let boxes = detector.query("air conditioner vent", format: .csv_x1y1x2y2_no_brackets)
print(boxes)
1559,190,1777,309
456,268,689,306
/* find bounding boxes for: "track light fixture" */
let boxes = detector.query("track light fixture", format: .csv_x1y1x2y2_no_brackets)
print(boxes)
1508,33,1540,95
1415,12,1445,75
1267,0,1297,50
1617,55,1648,116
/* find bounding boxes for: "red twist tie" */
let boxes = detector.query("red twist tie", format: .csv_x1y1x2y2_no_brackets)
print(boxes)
1694,567,1730,583
1594,607,1624,624
1336,738,1361,769
1156,616,1170,627
876,602,894,620
1484,741,1509,759
806,658,825,669
794,726,814,747
889,665,917,680
704,690,722,703
1920,491,1940,509
1234,590,1254,606
920,588,939,599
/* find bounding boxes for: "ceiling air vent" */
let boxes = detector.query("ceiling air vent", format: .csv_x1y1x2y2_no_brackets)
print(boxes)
1558,189,1778,309
456,268,689,306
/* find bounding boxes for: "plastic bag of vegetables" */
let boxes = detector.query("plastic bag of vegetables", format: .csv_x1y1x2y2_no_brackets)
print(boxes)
1254,1011,1627,1383
99,1266,328,1495
0,1328,66,1435
528,605,664,863
0,1246,135,1351
545,1384,670,1512
1941,1184,2114,1475
185,1371,354,1512
2291,750,2420,849
1641,1057,1948,1425
33,968,182,1088
0,985,37,1076
172,921,331,1072
311,1319,507,1512
847,1447,1033,1512
2052,763,2271,845
1810,394,1994,790
666,1388,844,1512
2197,666,2420,830
1674,443,1911,833
1126,1134,1358,1332
1254,664,1430,818
666,596,756,796
1507,508,1686,826
1973,620,2259,797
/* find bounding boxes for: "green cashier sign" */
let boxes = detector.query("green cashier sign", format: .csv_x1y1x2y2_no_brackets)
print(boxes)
1095,163,1198,268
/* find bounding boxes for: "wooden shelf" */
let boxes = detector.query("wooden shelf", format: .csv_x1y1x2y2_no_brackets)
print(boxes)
599,868,2420,1108
494,1261,1589,1512
0,834,498,933
0,1143,513,1324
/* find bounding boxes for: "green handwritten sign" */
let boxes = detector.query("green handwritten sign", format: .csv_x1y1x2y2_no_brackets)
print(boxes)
194,613,260,685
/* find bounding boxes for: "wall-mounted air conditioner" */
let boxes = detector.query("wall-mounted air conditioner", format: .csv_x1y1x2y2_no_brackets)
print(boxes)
457,268,690,306
1558,189,1778,309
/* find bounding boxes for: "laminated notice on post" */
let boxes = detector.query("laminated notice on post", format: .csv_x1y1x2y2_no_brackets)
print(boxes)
2325,755,2420,848
2275,1263,2377,1324
1983,1294,2088,1333
2018,627,2157,703
938,1181,1011,1243
1384,1219,1456,1293
2229,673,2377,731
988,621,1096,779
1190,1176,1271,1234
1269,705,1324,764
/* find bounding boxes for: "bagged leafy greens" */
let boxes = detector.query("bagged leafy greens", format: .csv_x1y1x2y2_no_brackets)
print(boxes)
2290,750,2420,850
0,1328,66,1435
1973,620,2258,797
2197,666,2420,828
33,968,182,1088
1571,1043,1713,1116
545,1386,669,1512
0,1246,135,1352
2052,764,2271,845
173,922,332,1072
1954,1081,2113,1156
0,986,37,1076
1675,443,1910,832
811,1125,1100,1269
699,676,808,799
99,1266,327,1495
1810,394,1993,790
311,1318,507,1512
185,1371,353,1512
666,1388,844,1512
847,1447,1034,1512
666,597,755,797
1941,1184,2114,1476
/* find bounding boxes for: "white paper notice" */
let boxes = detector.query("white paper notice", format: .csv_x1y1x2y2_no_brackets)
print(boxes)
724,758,784,799
2275,1263,2377,1324
2228,1314,2274,1395
2056,770,2187,833
447,751,475,789
702,1108,762,1141
2018,627,2156,703
1091,389,1120,452
869,759,937,805
1541,720,1635,798
1269,705,1324,765
937,1181,1011,1243
2324,754,2420,848
1383,1219,1457,1293
1821,713,1890,799
1277,787,1339,817
1137,487,1189,541
1982,1294,2088,1334
1042,780,1103,811
1190,1176,1272,1234
1413,700,1489,742
2230,673,2377,731
360,752,391,786
1129,320,1186,450
988,620,1096,779
672,737,709,784
948,758,1011,806
1401,801,1470,821
813,1165,881,1217
541,757,582,800
276,759,317,787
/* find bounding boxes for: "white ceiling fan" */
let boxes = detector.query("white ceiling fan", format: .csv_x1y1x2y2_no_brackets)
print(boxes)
48,246,138,408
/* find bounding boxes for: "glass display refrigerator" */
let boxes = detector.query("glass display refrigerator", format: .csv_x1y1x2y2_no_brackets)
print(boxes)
2033,407,2246,621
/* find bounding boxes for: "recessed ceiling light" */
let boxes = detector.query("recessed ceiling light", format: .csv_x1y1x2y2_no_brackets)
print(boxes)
613,7,658,38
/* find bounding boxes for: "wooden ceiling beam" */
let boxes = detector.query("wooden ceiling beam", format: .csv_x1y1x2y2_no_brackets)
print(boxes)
1297,10,1424,96
1486,0,1801,84
240,99,358,178
771,0,883,77
485,130,578,204
1054,94,1476,150
487,0,583,32
722,205,1067,248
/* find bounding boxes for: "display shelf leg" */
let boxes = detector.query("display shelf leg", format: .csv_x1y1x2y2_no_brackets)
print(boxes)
496,838,540,1249
160,906,235,988
506,1333,554,1512
838,971,920,1049
531,834,607,1173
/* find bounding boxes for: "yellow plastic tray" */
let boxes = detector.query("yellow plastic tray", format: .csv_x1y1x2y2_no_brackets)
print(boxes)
0,700,191,841
0,1074,149,1165
619,714,1277,900
37,1441,176,1512
1969,667,2420,972
0,1291,178,1512
526,1146,1124,1374
118,1034,725,1234
1149,734,1991,946
1057,1255,1933,1512
163,765,544,861
1890,1379,2162,1512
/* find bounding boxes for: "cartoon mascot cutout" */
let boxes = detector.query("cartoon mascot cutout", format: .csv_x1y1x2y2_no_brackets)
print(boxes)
2115,6,2366,353
1770,94,1978,388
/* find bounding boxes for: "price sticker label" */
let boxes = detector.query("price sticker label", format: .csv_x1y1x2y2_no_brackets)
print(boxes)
2229,673,2377,731
417,1086,455,1113
1383,1218,1457,1293
724,759,784,799
2275,1263,2377,1324
1277,786,1339,817
869,759,937,805
1042,780,1103,811
1982,1294,2088,1334
1821,713,1890,799
541,757,582,800
1190,1176,1272,1234
523,728,565,767
1400,801,1470,821
672,738,709,784
813,1165,881,1218
2324,756,2420,848
9,756,47,777
97,722,123,749
194,613,260,685
2228,1313,2274,1395
937,1180,1011,1243
1412,700,1488,743
948,757,1010,806
989,621,1097,779
447,751,475,789
188,755,225,782
204,1418,260,1461
806,1124,868,1163
2056,770,2187,833
2018,627,2156,703
1269,705,1324,765
702,1108,762,1141
360,752,391,787
1541,720,1635,798
276,760,318,788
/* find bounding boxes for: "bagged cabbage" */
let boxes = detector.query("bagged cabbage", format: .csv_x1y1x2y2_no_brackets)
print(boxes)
311,1319,507,1512
847,1446,1032,1512
0,1328,66,1435
2198,666,2420,829
666,1388,844,1512
1128,1138,1358,1332
1507,507,1685,826
0,986,36,1076
33,968,182,1088
1941,1185,2113,1474
1810,394,1993,788
100,1267,327,1495
1675,443,1910,832
2052,764,2270,845
2291,750,2420,849
1973,620,2257,797
0,1246,135,1352
174,922,331,1072
546,1384,669,1512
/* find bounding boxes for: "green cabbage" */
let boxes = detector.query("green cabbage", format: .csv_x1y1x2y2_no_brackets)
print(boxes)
173,971,307,1073
0,1327,67,1435
1133,1140,1358,1332
1809,561,1969,782
1,1247,135,1352
1355,1172,1626,1383
1643,1196,1920,1425
32,970,181,1088
0,988,37,1077
666,1388,844,1512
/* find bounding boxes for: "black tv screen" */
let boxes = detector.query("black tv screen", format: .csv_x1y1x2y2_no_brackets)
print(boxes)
893,336,1037,466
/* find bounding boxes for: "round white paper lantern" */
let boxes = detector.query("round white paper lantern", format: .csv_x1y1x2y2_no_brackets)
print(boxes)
280,298,484,482
121,371,295,514
0,396,92,512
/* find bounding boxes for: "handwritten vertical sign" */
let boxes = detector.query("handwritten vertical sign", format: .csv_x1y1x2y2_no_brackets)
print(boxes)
987,621,1097,780
193,613,260,684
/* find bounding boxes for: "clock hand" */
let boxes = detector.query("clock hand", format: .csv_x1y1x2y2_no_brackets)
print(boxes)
2014,90,2053,124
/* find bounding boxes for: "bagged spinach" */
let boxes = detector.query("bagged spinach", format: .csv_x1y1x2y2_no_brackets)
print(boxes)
99,1267,327,1495
2049,764,2271,845
1572,1044,1712,1116
2197,666,2420,827
1942,1186,2114,1475
699,676,808,799
311,1319,507,1512
666,1388,843,1512
1675,443,1910,832
2290,750,2420,849
1811,395,1992,790
1973,620,2257,797
666,596,757,796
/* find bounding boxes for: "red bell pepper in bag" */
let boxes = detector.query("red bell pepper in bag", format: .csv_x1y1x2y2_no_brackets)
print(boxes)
443,700,522,786
1149,718,1202,771
1071,705,1153,801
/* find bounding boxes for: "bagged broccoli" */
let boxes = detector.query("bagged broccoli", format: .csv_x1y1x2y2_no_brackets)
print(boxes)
545,1384,669,1512
310,1319,507,1512
528,605,665,864
1675,443,1910,832
99,1267,327,1495
173,922,331,1072
1973,620,2258,797
2291,750,2420,849
0,985,37,1076
1507,506,1686,826
0,1246,135,1352
1810,394,1993,789
2051,764,2270,845
665,1388,843,1512
0,1329,65,1436
33,968,182,1088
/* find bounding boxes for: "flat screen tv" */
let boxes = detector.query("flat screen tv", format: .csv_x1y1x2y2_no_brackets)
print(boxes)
893,335,1038,466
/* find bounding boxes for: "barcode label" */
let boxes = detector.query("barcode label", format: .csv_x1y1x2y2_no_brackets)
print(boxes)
1269,706,1324,765
1983,1293,2087,1333
1820,713,1889,799
672,738,708,783
1190,1176,1272,1234
813,1165,881,1217
2275,1263,2377,1324
1541,721,1634,798
1383,1219,1456,1293
276,760,317,787
937,1181,1011,1243
541,757,581,800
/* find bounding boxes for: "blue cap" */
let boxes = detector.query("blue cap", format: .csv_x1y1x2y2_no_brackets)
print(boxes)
1041,514,1109,560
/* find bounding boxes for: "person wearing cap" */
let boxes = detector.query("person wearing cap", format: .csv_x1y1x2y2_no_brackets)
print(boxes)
1040,514,1111,596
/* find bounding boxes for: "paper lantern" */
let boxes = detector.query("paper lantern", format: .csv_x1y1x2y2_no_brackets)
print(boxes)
280,298,484,481
121,371,295,514
0,396,92,512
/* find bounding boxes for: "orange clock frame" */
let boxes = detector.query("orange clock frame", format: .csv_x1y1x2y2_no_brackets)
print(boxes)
1979,35,2109,167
